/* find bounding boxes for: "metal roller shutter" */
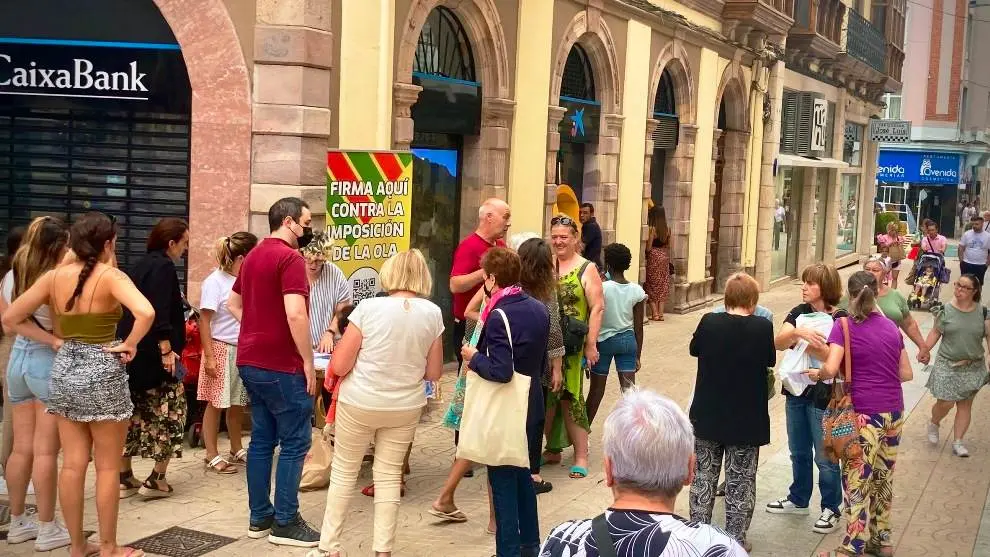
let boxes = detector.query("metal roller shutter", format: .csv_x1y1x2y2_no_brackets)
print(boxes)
0,106,190,283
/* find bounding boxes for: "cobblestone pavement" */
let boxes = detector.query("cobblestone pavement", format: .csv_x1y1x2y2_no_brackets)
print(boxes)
4,260,990,556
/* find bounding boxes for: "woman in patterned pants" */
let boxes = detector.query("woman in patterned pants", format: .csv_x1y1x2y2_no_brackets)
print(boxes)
688,273,775,551
818,271,914,557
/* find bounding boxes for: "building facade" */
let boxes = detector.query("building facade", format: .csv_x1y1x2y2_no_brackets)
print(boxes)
0,0,905,313
877,0,990,236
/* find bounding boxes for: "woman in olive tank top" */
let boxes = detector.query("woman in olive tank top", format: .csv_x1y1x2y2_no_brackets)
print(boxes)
3,212,155,557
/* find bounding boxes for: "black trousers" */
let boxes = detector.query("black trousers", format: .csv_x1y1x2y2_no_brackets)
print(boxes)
960,260,988,285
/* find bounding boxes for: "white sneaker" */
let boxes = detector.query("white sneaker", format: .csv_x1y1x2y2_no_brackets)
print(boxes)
35,520,72,551
7,513,39,544
927,422,940,444
765,497,810,514
953,440,970,457
812,508,841,534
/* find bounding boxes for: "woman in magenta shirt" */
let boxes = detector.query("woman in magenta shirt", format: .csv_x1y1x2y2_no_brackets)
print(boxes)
815,271,914,557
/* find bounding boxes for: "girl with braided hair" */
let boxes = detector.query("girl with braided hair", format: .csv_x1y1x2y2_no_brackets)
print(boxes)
3,211,155,557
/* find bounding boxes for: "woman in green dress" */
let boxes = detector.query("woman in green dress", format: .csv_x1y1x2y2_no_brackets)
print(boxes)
544,215,604,479
861,256,931,364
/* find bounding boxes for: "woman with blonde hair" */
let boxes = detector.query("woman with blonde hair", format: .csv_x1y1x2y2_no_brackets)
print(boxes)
876,221,905,288
310,249,444,557
3,211,155,557
0,216,71,551
198,232,259,474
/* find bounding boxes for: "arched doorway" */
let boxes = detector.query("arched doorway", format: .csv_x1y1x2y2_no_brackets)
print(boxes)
407,5,482,359
709,71,749,293
546,12,621,238
555,44,598,218
0,0,192,280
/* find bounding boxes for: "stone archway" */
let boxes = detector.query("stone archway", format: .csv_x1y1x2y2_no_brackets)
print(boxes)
643,42,696,293
393,0,514,227
153,0,252,297
545,9,622,238
709,63,750,293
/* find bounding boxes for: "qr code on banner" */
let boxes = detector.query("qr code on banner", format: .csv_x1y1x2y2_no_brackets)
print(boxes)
352,277,378,301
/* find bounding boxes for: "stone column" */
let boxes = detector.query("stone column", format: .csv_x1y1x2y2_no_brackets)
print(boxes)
857,135,880,257
594,113,624,245
754,59,785,289
797,168,818,272
670,124,697,312
480,98,516,203
543,105,568,234
250,0,334,233
716,130,749,291
392,83,424,151
707,129,723,290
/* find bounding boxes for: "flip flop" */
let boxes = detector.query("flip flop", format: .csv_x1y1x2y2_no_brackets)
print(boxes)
427,507,468,523
569,466,588,479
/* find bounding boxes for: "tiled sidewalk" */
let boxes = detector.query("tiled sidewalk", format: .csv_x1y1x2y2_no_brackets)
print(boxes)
3,261,990,556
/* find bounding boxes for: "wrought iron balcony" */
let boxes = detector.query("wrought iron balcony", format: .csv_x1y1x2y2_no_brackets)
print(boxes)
843,9,886,73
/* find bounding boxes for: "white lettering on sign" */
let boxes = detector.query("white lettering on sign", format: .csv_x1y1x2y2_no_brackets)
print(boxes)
0,54,148,93
812,99,828,152
878,164,905,176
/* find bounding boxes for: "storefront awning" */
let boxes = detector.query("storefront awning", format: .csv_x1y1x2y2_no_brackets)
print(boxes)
776,154,851,169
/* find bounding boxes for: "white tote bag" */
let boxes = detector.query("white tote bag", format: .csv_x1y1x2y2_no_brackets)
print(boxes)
456,308,532,468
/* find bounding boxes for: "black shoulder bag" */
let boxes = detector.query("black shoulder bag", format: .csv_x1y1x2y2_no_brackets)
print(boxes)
558,260,591,356
592,513,618,557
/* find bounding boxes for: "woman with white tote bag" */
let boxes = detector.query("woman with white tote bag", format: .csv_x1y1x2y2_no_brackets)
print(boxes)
459,247,550,557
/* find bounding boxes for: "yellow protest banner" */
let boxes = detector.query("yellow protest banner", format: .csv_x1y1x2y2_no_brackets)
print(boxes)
326,150,413,300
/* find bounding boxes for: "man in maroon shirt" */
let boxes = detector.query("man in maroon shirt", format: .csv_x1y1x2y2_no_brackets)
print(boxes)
227,197,320,547
449,198,512,358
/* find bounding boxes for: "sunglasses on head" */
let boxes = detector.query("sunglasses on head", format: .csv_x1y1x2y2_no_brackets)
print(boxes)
551,215,576,226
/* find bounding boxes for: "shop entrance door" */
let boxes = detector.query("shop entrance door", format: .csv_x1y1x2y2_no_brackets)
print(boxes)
411,132,462,360
0,106,191,282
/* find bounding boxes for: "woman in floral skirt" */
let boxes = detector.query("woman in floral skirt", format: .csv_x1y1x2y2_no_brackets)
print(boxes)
117,218,191,499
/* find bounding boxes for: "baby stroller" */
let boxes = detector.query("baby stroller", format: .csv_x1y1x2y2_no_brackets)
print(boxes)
908,252,948,311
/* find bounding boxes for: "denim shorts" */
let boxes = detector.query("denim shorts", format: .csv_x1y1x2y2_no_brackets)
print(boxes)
591,329,638,375
6,336,56,404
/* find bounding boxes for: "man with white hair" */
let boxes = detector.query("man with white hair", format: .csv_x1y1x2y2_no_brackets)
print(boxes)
540,389,747,556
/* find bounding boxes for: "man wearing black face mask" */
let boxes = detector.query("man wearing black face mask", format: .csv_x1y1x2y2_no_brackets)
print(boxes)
227,197,321,547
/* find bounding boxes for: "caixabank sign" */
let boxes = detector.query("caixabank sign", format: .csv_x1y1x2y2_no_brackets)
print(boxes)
0,38,186,108
876,150,961,185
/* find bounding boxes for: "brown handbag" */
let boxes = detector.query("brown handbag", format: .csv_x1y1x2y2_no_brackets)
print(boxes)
821,317,863,464
888,239,905,262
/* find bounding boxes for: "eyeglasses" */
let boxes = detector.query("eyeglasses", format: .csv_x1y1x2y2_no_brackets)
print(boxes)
551,215,575,226
954,281,976,291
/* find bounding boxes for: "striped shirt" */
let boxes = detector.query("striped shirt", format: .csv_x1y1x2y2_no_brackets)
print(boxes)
308,262,353,345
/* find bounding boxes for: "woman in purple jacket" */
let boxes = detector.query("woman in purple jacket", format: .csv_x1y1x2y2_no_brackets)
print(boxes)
461,247,549,557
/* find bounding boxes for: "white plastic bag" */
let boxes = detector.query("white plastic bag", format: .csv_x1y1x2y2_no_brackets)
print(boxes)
777,312,835,396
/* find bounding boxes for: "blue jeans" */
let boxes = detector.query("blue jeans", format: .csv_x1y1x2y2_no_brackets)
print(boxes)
6,336,56,404
488,465,540,557
239,365,313,525
590,330,638,375
785,394,841,513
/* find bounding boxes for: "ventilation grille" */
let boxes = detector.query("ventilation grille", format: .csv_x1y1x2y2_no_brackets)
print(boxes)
651,114,679,150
